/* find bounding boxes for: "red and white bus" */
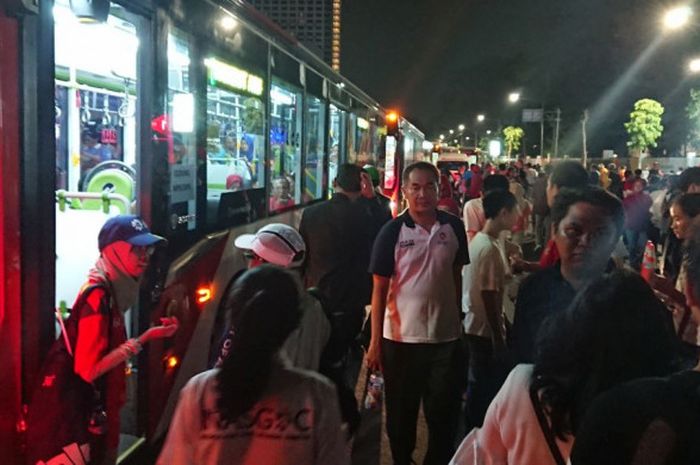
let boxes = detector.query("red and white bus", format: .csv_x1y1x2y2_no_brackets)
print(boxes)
0,1,423,463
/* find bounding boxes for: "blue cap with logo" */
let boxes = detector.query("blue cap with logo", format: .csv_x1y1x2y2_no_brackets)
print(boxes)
98,215,166,252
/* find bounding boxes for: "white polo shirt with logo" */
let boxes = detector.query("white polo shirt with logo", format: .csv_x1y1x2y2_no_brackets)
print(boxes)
369,210,469,343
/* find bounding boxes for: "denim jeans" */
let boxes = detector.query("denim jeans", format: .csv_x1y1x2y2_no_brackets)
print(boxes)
624,229,647,270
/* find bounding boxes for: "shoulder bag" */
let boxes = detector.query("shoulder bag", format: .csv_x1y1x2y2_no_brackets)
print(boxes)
530,382,566,465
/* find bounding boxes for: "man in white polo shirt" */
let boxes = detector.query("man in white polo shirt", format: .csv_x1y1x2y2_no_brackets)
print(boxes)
366,162,468,465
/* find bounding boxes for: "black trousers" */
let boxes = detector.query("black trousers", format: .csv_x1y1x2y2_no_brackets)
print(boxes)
382,338,465,465
319,310,364,436
464,335,508,429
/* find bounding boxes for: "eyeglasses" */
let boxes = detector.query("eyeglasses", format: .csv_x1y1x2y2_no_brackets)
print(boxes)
131,245,155,258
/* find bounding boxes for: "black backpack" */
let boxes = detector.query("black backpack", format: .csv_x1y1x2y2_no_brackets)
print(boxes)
25,285,109,465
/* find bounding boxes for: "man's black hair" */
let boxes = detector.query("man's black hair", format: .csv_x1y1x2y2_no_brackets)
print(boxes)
335,163,362,192
679,167,700,193
483,190,517,220
550,186,625,236
402,161,439,184
482,174,509,195
549,161,589,190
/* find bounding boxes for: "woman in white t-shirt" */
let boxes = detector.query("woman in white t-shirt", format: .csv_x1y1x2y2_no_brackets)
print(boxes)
158,265,349,465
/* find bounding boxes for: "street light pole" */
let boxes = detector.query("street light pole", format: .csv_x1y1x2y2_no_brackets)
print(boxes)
508,91,547,157
539,104,544,157
582,109,589,167
554,108,561,158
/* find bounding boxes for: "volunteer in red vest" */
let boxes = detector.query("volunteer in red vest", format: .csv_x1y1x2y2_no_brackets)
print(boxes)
76,215,178,464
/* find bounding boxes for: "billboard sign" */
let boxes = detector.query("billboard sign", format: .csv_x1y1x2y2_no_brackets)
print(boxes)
522,108,543,123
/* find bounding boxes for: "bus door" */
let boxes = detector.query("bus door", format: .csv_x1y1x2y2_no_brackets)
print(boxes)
53,0,150,454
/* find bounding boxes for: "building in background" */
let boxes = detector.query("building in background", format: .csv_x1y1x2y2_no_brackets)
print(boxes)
247,0,341,71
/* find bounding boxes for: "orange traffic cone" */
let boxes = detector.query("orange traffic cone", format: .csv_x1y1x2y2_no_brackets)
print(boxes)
640,240,656,282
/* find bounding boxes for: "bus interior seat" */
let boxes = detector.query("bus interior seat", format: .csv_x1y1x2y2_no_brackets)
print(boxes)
83,169,135,214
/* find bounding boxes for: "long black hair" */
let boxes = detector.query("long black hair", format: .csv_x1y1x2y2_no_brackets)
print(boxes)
672,193,700,219
532,269,681,439
216,265,301,422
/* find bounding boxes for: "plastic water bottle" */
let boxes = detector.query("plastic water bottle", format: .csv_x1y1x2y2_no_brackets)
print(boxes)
364,372,384,410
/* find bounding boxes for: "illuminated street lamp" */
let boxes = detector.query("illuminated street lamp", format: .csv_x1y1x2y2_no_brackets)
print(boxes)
439,134,445,140
449,129,454,134
663,5,692,31
486,129,492,135
689,57,700,73
458,124,465,131
477,114,485,122
508,92,521,104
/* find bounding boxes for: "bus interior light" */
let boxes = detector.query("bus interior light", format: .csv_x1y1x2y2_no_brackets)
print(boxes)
69,0,110,23
219,15,238,31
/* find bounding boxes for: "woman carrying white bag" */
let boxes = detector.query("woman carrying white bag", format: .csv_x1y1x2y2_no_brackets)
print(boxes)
451,271,681,465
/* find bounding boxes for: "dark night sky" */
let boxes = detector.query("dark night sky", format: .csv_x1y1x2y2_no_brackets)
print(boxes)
341,0,699,156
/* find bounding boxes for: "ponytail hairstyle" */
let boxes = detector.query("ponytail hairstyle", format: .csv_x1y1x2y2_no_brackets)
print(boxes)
216,264,301,422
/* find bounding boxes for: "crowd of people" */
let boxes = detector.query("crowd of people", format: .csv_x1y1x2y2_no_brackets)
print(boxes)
449,160,700,465
28,158,700,465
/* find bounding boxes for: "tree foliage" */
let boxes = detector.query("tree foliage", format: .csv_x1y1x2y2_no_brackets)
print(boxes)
503,126,524,157
686,89,700,150
477,135,490,152
624,98,664,154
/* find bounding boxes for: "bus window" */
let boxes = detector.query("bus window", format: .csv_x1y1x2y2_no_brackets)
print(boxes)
55,85,69,190
356,114,372,163
347,113,357,163
270,81,302,212
369,116,382,166
328,104,346,195
404,135,416,164
204,57,265,225
167,31,197,231
303,96,326,202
